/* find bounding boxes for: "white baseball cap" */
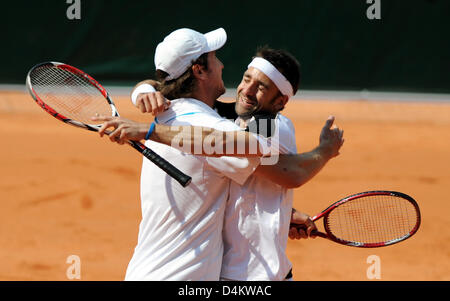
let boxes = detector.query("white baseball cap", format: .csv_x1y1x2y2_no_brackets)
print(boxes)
154,28,227,80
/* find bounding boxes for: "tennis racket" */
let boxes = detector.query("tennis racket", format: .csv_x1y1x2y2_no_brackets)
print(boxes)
291,191,421,248
26,61,192,187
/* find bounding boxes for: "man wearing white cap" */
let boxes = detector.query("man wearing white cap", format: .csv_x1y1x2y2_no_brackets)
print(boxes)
95,30,344,280
119,27,263,281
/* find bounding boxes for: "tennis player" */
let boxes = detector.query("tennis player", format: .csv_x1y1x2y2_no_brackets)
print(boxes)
117,28,263,280
96,44,344,280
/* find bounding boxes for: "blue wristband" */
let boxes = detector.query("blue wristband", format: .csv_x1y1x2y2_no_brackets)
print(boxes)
145,122,156,140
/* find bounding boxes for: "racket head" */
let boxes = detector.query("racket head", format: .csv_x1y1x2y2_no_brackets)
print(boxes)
26,62,193,187
26,61,119,131
320,191,421,248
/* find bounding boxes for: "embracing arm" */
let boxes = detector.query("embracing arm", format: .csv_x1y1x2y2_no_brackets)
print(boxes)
131,80,170,115
254,116,344,188
92,114,343,186
151,124,265,157
132,79,160,94
91,116,266,157
254,145,335,189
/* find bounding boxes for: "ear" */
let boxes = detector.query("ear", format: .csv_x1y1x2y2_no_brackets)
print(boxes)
274,95,289,111
191,64,208,81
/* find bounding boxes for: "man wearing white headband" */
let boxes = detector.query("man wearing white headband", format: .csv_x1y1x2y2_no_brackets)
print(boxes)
218,46,318,281
220,46,305,281
95,40,344,279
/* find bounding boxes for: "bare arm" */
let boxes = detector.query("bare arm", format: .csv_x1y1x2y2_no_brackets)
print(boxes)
151,124,265,157
91,116,266,157
254,116,344,188
91,116,343,188
254,145,335,189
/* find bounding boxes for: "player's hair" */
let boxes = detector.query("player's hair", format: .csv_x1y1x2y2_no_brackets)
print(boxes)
155,53,209,100
255,46,301,94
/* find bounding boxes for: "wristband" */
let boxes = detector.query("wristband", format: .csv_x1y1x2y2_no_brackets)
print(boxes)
131,84,157,105
145,122,156,140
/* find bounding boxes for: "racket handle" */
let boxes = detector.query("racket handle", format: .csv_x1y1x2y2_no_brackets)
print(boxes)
289,223,328,238
130,141,192,187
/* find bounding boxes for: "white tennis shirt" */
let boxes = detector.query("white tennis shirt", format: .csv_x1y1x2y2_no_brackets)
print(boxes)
221,114,297,280
124,98,260,281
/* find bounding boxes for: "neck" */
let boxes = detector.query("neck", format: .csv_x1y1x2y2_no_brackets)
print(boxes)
236,116,252,128
190,84,216,108
238,119,248,129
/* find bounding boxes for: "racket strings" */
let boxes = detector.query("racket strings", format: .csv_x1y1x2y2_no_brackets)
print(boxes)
326,195,419,244
30,65,112,124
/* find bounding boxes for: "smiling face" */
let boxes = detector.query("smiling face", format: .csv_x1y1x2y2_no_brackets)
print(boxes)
235,67,286,118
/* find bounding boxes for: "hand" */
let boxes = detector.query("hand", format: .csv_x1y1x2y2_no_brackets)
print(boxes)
318,115,345,159
289,209,317,240
91,115,150,145
135,91,170,115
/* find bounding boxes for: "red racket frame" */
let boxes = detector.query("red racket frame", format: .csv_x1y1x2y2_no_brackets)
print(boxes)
295,191,421,248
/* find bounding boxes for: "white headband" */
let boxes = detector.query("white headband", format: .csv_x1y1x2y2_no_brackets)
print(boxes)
248,57,294,97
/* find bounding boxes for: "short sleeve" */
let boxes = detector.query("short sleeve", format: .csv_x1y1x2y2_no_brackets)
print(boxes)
206,156,260,185
274,115,297,154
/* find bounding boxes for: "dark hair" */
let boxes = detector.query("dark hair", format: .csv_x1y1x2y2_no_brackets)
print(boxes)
255,46,301,95
155,53,209,100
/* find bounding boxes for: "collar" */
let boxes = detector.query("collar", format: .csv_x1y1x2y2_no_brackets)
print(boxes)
239,112,278,138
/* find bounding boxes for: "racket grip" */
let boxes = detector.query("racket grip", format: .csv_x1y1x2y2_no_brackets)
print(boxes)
289,223,327,238
131,141,192,187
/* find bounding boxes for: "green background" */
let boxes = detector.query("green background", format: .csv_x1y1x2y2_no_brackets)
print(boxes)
2,0,449,92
